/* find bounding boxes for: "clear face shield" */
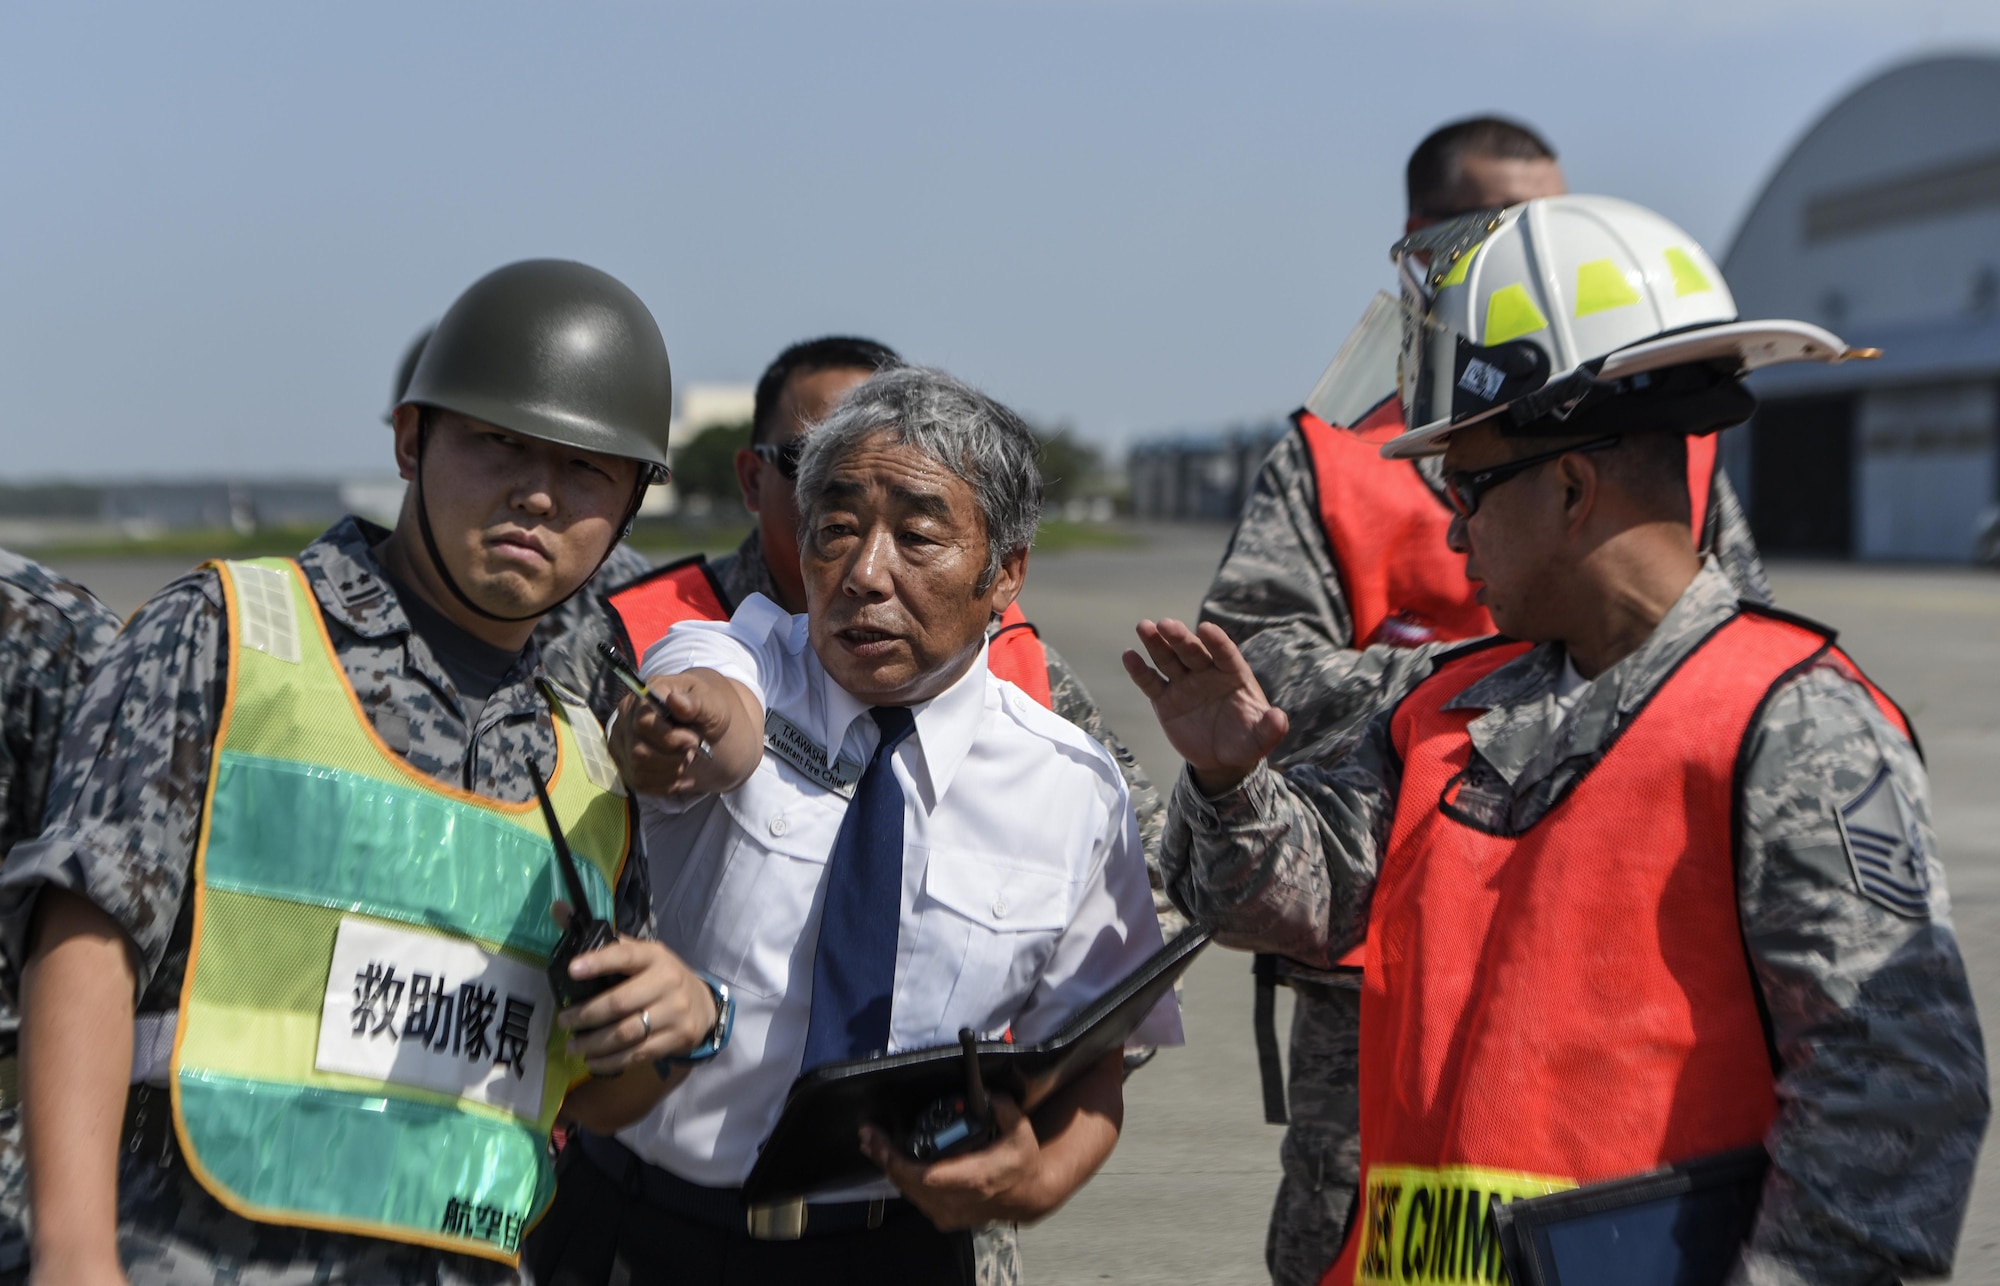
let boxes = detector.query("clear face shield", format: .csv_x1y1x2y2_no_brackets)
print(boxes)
1299,210,1510,435
1385,208,1570,449
1393,209,1510,438
1302,291,1406,430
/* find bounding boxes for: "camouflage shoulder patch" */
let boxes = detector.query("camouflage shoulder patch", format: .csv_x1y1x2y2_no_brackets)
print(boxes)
1838,763,1931,918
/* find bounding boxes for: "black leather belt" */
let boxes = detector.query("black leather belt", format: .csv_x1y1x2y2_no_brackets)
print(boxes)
575,1131,894,1241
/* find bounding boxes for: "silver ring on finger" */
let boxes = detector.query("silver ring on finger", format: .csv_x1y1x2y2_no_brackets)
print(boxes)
640,1009,652,1037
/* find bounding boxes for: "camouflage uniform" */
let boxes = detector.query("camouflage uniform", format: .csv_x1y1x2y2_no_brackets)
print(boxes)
710,529,1173,1286
1197,429,1771,1285
0,551,122,1279
536,539,654,723
1167,559,1988,1286
0,516,652,1286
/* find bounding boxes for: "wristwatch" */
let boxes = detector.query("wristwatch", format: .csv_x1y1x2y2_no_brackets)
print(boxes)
657,973,733,1070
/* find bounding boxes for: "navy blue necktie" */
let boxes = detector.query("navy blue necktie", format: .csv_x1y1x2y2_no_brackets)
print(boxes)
802,704,918,1070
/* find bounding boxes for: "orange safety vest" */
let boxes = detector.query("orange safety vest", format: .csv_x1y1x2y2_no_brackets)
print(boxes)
1295,401,1719,648
1262,403,1725,1119
987,602,1054,708
605,556,1054,709
1322,606,1910,1286
606,555,731,662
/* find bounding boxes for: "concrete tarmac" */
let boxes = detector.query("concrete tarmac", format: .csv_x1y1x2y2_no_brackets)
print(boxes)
45,528,2000,1284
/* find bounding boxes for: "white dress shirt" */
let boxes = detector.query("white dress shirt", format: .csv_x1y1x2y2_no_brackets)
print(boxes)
619,594,1182,1195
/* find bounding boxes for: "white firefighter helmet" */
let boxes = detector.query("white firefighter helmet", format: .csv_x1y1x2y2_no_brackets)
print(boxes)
1383,194,1875,459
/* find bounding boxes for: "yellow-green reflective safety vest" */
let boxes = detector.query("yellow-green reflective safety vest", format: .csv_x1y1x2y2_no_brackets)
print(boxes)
169,557,630,1265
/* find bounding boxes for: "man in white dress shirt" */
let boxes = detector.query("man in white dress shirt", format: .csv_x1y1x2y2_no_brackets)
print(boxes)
527,367,1181,1285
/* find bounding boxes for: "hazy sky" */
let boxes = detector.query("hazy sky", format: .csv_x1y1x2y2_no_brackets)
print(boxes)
5,0,2000,479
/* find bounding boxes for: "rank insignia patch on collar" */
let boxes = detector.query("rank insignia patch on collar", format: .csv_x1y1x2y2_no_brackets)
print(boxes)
1838,764,1931,918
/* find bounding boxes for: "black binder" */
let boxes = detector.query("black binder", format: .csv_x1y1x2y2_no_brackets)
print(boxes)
741,925,1210,1203
1494,1148,1768,1286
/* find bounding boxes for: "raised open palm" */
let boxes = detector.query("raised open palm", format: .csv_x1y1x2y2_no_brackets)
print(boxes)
1123,618,1288,795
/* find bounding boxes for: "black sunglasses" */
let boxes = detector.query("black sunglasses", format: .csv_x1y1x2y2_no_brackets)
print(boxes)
751,440,805,480
1442,435,1622,519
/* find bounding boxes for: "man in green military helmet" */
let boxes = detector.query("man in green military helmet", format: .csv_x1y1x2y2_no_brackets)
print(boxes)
381,322,656,723
2,259,727,1285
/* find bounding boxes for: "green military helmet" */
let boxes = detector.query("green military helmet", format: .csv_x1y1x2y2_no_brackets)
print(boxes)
383,323,434,425
400,259,674,478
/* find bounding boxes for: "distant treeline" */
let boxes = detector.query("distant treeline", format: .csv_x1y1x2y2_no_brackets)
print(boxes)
0,484,102,519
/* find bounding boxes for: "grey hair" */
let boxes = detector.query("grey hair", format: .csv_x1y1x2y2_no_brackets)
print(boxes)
794,366,1043,590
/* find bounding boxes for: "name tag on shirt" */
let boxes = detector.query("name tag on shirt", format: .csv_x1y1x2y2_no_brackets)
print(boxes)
315,916,552,1121
764,709,864,798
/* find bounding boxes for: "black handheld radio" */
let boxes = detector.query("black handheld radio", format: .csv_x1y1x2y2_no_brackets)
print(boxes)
529,762,621,1009
905,1029,999,1162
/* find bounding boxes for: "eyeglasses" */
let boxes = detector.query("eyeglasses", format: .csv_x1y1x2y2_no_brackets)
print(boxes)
1442,435,1622,518
751,440,805,480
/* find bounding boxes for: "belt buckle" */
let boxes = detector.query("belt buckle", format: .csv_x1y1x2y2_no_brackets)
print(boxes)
746,1197,807,1241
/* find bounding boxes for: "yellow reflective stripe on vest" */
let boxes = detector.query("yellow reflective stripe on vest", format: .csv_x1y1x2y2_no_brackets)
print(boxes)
171,557,630,1264
1355,1164,1575,1285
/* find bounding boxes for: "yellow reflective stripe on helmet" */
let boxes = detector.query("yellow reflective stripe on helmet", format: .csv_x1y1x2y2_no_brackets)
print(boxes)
1664,248,1714,297
1573,258,1643,317
1483,283,1549,345
1438,242,1481,289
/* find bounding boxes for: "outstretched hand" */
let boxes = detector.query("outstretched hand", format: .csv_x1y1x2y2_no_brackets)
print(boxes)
609,669,757,798
1123,618,1287,797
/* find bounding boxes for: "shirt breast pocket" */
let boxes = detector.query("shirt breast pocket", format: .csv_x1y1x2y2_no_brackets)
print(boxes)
905,849,1073,1038
664,764,841,999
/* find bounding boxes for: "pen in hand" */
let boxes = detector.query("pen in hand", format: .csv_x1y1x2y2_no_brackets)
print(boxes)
597,641,686,724
597,641,716,766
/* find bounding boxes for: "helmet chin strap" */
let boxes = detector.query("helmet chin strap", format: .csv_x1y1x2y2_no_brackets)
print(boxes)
411,417,647,627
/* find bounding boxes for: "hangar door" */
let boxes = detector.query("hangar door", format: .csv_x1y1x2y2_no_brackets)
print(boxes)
1855,383,1997,562
1749,396,1854,556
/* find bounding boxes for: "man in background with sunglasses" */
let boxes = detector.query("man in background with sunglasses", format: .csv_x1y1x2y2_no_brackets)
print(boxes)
1190,117,1772,1286
600,334,1179,1286
1136,195,1985,1286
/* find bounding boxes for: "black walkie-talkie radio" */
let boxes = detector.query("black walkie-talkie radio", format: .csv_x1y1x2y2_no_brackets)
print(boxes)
529,762,621,1009
905,1028,999,1162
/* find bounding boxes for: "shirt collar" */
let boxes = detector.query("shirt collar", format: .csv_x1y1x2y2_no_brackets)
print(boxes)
808,637,993,809
1444,557,1741,784
297,515,409,640
294,513,545,716
901,643,991,808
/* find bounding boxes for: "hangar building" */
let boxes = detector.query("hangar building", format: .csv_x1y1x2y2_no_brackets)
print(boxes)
1724,54,2000,562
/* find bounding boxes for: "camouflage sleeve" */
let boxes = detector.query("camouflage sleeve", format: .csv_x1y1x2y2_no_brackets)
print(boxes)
1198,433,1373,755
1705,466,1773,606
536,541,653,724
1199,429,1441,761
0,572,226,1005
1040,640,1181,940
1730,662,1988,1286
0,562,121,858
1160,710,1404,967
